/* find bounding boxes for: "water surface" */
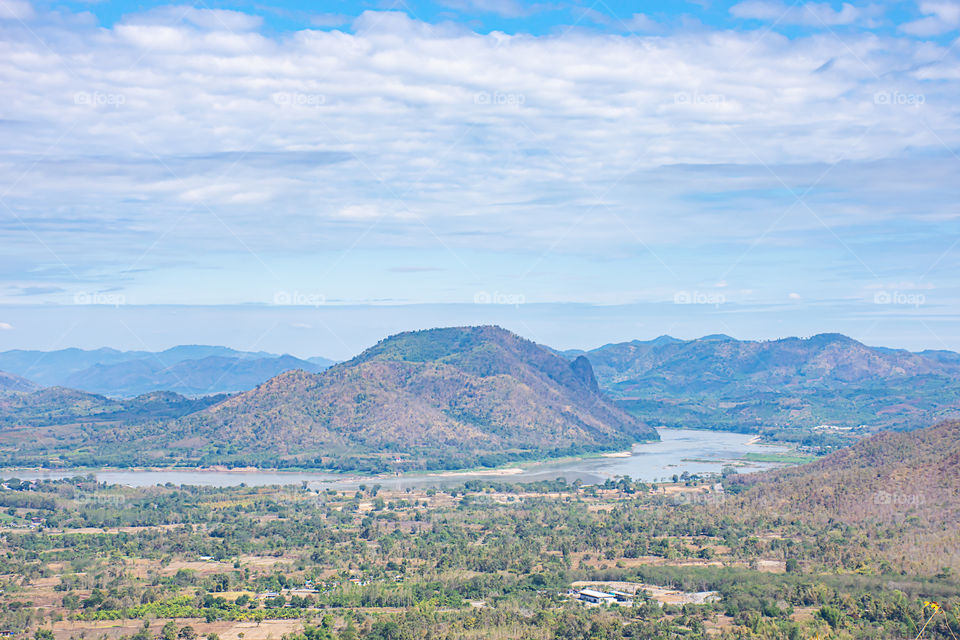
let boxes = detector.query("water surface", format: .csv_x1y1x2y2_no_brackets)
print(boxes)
9,428,790,489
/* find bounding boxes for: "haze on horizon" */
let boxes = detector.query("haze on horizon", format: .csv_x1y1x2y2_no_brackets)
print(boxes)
1,0,958,358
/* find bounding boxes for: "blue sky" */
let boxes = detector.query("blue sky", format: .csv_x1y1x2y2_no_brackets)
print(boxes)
31,0,948,38
0,0,959,358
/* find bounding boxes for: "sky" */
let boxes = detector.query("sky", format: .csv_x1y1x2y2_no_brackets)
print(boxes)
0,0,959,359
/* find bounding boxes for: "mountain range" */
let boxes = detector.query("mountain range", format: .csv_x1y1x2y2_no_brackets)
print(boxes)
0,326,654,471
0,346,335,396
568,333,960,435
3,328,960,472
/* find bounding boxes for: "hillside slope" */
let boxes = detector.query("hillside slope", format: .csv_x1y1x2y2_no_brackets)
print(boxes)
161,326,656,471
0,370,40,393
0,388,226,468
728,420,960,573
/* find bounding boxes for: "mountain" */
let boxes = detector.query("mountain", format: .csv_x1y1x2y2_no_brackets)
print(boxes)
727,419,960,574
573,333,960,435
306,355,337,368
0,370,40,393
145,326,657,471
60,354,329,397
0,346,335,396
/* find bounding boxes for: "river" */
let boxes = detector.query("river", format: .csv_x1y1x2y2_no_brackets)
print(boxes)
6,428,792,489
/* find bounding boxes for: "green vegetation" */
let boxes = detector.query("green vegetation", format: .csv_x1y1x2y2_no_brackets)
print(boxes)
0,420,958,639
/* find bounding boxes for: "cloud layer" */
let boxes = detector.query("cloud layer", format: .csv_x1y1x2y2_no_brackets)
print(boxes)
0,1,957,351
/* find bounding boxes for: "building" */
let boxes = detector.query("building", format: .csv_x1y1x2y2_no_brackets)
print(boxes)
578,588,617,604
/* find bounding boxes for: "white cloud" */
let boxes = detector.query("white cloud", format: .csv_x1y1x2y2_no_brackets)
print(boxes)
730,1,875,26
901,1,960,36
578,9,661,32
623,13,660,31
0,322,12,330
0,0,33,20
335,205,382,220
437,0,529,19
0,4,958,306
122,6,264,32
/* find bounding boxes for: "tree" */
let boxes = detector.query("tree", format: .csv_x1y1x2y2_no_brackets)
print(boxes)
819,605,842,629
161,621,179,640
367,621,402,640
339,618,358,640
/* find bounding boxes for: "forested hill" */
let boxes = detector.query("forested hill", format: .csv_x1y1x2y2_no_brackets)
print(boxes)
573,333,960,432
166,326,656,471
727,419,960,574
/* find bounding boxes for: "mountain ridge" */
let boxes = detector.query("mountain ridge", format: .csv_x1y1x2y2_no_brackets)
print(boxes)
571,332,960,433
0,346,335,396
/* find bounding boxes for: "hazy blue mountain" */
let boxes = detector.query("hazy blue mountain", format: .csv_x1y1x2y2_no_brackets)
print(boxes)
60,354,329,397
0,347,138,386
0,346,335,396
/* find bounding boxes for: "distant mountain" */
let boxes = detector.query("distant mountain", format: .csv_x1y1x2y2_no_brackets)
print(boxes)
60,354,329,397
0,346,335,396
140,326,656,471
0,371,40,393
306,355,337,368
728,419,960,574
574,333,960,434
